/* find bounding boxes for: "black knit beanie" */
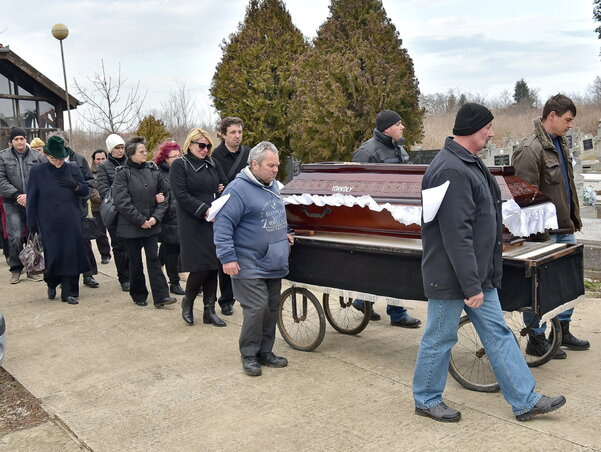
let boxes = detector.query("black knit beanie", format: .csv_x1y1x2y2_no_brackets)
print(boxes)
376,110,402,132
10,127,27,141
453,103,494,136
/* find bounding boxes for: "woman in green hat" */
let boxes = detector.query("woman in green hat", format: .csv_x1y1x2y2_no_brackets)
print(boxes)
26,136,91,305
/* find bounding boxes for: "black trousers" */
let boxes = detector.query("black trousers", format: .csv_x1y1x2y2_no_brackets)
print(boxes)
108,225,130,284
124,235,169,304
218,266,235,308
158,242,180,284
45,274,79,300
185,270,218,302
82,239,98,278
93,210,111,259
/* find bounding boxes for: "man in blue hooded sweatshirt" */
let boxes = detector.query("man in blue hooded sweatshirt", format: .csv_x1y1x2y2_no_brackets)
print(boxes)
214,141,294,377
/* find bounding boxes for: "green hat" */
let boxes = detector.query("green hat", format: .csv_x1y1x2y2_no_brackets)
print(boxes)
44,136,69,159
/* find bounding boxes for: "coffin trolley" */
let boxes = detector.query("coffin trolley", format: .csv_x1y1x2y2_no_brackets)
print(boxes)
278,163,585,392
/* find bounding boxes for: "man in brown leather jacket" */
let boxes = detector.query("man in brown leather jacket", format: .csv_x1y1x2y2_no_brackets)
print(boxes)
512,94,589,359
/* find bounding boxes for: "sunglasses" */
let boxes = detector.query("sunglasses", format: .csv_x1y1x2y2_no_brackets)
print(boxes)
191,141,212,150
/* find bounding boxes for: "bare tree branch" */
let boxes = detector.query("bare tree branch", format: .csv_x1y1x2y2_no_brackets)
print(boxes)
159,81,198,131
73,60,147,134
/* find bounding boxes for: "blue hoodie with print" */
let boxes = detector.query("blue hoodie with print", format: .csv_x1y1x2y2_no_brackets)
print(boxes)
213,167,290,279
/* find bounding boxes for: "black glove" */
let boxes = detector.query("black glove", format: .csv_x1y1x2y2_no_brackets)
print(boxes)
57,176,79,190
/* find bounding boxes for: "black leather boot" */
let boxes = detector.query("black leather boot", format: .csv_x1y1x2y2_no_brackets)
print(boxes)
203,299,226,327
526,333,566,359
559,321,590,350
181,296,194,325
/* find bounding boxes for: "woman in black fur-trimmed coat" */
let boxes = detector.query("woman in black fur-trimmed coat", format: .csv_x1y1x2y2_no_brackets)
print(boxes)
170,128,228,327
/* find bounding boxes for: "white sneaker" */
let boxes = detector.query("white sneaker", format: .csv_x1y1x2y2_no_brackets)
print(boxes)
27,273,43,282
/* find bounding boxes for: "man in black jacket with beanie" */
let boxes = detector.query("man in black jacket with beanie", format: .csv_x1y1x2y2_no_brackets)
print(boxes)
351,110,421,328
413,103,565,423
0,127,43,283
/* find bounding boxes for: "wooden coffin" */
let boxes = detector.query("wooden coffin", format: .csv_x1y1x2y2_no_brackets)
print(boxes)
281,163,550,238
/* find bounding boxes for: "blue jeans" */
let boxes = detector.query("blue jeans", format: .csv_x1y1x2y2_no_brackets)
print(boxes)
413,288,540,415
353,299,407,321
523,233,576,334
3,201,26,273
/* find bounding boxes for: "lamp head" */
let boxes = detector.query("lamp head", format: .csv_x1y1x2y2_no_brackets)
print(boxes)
51,24,69,41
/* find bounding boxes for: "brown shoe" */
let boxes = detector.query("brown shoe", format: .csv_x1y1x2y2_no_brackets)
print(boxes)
9,271,22,284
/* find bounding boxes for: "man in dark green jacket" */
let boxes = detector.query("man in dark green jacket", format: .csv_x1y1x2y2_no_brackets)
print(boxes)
512,94,589,358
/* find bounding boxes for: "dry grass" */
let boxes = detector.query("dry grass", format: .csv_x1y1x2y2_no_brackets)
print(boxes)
418,105,601,150
0,367,49,434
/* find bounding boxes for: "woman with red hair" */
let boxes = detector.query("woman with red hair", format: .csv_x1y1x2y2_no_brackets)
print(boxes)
154,140,184,295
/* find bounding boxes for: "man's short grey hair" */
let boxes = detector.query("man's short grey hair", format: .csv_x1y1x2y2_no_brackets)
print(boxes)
248,141,278,165
48,130,69,144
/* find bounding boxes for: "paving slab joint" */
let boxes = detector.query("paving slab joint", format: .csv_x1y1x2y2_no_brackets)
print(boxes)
51,413,93,451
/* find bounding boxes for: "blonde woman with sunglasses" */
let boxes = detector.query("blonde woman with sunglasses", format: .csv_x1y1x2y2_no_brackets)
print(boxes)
170,128,228,327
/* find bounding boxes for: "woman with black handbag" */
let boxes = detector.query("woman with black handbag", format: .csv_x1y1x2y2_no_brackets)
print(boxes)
170,128,228,326
113,136,176,309
26,136,91,305
97,134,130,292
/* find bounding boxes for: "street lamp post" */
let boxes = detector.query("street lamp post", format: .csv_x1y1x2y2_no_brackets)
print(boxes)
51,24,72,136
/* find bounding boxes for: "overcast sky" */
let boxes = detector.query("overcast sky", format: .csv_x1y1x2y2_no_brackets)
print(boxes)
2,0,600,126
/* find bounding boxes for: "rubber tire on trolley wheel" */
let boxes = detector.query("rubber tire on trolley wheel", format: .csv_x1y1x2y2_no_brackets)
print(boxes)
449,315,501,393
277,287,326,352
503,312,562,368
323,294,371,335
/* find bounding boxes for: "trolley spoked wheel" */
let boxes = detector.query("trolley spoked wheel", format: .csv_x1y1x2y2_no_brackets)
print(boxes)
323,294,371,335
503,312,562,367
277,287,326,351
449,315,501,393
449,313,563,392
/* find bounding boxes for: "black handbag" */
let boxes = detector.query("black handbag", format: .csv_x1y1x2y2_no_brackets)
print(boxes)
99,188,118,228
82,216,101,240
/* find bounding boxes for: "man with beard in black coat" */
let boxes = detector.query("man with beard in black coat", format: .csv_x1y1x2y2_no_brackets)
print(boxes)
211,117,251,316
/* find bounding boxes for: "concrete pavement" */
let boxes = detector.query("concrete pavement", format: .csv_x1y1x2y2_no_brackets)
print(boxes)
0,246,600,451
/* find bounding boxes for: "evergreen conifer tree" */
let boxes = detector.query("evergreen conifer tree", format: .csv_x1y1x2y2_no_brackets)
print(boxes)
594,0,601,39
289,0,423,162
210,0,308,168
136,115,170,160
513,79,533,106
